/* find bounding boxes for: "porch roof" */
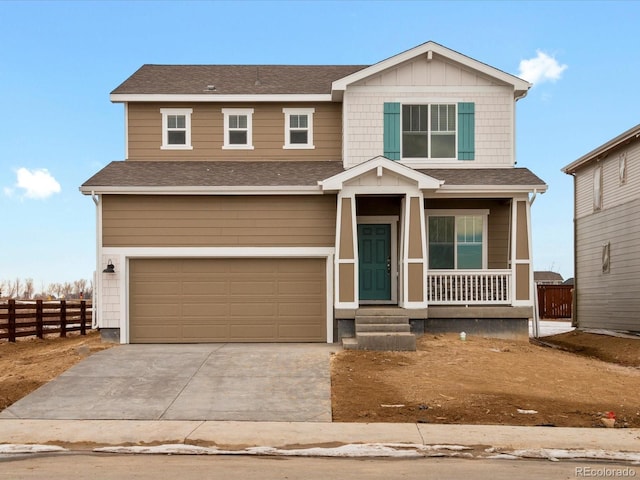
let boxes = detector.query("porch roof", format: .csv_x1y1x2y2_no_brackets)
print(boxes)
80,160,546,194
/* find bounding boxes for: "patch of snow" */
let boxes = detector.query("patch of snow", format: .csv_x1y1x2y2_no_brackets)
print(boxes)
94,443,472,458
506,448,640,463
0,444,67,454
517,409,539,414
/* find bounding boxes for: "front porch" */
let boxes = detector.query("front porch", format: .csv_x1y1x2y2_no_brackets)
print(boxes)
320,157,537,346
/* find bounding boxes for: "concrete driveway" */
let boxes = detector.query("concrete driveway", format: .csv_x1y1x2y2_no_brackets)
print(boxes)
0,343,337,422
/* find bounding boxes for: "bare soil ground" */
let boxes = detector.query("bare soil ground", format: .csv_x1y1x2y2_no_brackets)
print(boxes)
331,331,640,427
0,332,114,411
2,330,639,429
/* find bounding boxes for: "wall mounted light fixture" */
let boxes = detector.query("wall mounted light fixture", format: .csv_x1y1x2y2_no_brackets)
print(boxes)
103,260,115,273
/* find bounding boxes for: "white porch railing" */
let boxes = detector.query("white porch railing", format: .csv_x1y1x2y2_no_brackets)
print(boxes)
426,269,512,305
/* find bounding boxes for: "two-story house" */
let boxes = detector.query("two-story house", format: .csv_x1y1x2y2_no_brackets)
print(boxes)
562,124,640,333
81,41,547,347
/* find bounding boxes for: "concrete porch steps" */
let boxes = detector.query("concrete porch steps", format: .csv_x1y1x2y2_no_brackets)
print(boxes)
342,308,416,351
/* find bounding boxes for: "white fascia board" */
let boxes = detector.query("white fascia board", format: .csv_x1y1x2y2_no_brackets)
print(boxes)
434,184,548,195
331,41,530,96
110,93,333,103
319,156,443,191
79,185,324,195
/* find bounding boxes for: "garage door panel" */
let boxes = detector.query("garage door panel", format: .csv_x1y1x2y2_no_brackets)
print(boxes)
230,303,277,316
229,282,276,295
182,281,229,295
129,258,326,343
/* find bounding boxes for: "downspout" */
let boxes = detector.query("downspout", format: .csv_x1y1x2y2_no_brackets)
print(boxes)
569,172,578,328
91,191,100,329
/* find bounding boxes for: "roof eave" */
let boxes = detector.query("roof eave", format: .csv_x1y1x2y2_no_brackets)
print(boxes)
80,185,325,195
562,124,640,174
110,93,334,103
435,184,548,195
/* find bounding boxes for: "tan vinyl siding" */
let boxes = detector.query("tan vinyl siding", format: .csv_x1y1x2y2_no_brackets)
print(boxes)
127,102,342,161
424,199,510,268
408,197,423,258
129,258,326,343
515,201,529,260
515,264,530,300
339,263,355,303
575,197,640,331
338,197,355,259
408,263,424,302
102,195,336,247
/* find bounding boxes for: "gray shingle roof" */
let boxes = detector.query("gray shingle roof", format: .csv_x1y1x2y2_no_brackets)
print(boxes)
111,65,368,96
419,168,546,186
82,161,346,187
82,161,546,190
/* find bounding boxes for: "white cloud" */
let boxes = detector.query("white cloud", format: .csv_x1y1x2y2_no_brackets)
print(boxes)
518,51,568,85
14,167,61,199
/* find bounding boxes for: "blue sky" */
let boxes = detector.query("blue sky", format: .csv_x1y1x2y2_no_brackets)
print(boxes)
1,0,639,289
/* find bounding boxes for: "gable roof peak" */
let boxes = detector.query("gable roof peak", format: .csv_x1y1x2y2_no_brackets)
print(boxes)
331,40,531,100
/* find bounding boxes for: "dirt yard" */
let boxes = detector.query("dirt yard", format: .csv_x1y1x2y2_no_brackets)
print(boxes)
331,331,640,427
0,332,114,411
2,330,639,428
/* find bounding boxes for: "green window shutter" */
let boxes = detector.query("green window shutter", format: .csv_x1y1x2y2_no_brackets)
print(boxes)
457,102,475,160
383,102,401,160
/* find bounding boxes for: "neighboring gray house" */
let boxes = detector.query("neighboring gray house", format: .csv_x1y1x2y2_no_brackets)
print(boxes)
562,124,640,332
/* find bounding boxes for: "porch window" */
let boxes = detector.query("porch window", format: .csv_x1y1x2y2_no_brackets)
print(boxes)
428,214,485,269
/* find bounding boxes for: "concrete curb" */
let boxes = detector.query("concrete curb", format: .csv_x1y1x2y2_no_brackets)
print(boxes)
1,420,639,452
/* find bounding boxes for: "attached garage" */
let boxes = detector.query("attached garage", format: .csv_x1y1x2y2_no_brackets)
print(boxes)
129,258,327,343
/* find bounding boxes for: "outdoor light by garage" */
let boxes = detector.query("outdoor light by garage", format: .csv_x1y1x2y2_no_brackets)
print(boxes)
103,260,115,273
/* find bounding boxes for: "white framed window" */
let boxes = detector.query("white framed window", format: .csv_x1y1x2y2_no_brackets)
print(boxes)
426,210,489,270
160,108,193,150
593,164,603,211
402,104,456,159
283,108,315,149
222,108,254,150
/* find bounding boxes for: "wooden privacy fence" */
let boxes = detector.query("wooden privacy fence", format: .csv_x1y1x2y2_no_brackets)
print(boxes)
537,284,573,319
0,300,92,342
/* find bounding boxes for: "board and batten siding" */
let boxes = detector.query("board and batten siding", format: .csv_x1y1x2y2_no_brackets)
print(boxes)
126,102,342,161
574,140,640,219
574,197,640,331
102,195,337,247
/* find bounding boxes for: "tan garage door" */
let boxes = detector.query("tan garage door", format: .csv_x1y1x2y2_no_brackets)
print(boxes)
129,258,326,343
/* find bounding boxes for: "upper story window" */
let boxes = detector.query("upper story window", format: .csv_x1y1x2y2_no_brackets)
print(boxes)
402,104,456,159
222,108,254,150
161,108,192,150
619,152,627,185
593,164,603,211
283,108,315,149
383,102,474,162
427,211,488,270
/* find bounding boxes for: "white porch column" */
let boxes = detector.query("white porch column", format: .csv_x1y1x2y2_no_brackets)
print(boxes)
400,194,428,308
334,193,358,309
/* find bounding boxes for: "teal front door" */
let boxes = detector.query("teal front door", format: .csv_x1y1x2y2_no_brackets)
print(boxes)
358,224,391,301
